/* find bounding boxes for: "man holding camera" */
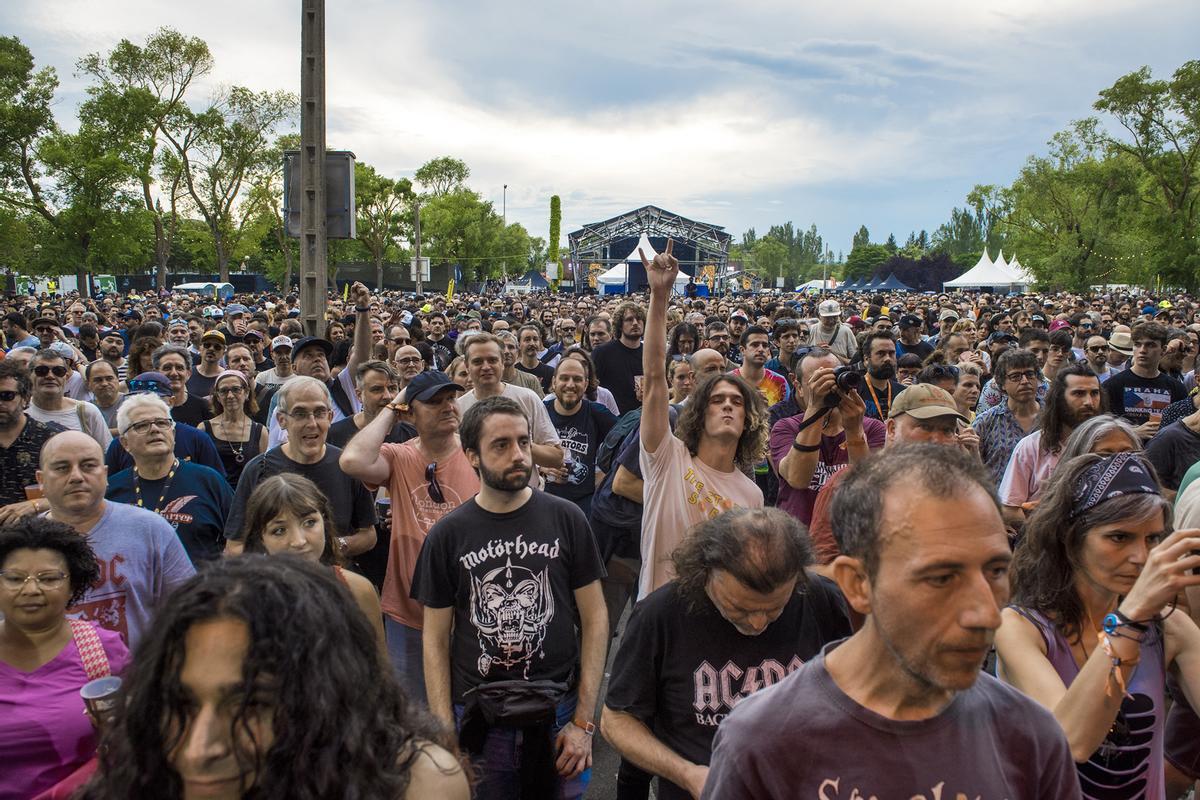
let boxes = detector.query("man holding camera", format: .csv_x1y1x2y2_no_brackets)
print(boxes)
771,348,885,526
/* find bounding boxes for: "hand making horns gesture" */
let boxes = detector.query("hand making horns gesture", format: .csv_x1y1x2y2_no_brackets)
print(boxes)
640,238,679,293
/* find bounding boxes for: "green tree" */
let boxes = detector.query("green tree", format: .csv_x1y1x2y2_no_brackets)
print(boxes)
844,243,890,281
77,28,213,291
548,194,561,281
931,207,985,261
1090,61,1200,289
851,225,870,250
354,162,412,290
752,236,788,284
414,156,469,198
162,85,296,282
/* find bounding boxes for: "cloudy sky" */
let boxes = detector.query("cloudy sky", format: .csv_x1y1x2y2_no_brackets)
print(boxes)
4,0,1198,258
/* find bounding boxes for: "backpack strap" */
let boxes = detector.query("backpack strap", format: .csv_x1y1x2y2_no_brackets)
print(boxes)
69,619,112,681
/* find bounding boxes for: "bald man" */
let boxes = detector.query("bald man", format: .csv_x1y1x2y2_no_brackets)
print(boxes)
689,348,727,383
39,431,194,648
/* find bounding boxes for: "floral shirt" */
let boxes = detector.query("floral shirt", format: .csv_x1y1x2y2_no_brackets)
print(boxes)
0,415,63,506
972,401,1042,487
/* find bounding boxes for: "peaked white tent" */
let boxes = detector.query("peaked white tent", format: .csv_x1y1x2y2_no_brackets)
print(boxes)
944,249,1033,290
597,232,688,292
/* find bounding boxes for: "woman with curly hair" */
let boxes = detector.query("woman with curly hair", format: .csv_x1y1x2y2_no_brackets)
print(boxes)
667,322,700,361
996,451,1200,798
120,336,162,392
79,556,467,800
239,475,386,653
0,516,128,799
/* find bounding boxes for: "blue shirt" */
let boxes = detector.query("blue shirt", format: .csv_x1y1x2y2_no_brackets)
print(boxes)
106,461,233,563
105,421,223,475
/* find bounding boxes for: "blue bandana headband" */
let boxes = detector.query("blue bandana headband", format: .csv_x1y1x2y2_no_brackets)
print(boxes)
1070,452,1159,519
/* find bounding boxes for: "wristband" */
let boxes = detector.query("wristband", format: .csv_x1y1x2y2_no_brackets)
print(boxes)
572,717,595,736
355,305,369,313
1104,609,1149,635
792,441,821,453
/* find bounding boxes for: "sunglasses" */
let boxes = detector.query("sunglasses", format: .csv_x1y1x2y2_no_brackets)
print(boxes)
0,390,19,402
33,365,69,378
426,462,445,504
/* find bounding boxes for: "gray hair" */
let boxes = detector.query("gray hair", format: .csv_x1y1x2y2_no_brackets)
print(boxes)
831,444,999,578
276,375,332,415
355,359,399,386
1054,413,1142,469
151,343,191,370
116,394,173,436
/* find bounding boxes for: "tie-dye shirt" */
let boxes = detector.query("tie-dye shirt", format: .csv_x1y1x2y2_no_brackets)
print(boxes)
732,367,790,407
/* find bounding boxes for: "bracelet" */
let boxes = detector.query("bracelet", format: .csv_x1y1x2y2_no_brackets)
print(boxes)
355,305,369,313
1103,610,1149,636
572,717,596,736
1097,632,1139,699
792,441,821,453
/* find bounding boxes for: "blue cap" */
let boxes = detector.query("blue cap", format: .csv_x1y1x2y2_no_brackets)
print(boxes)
128,372,174,397
404,371,463,404
225,303,248,316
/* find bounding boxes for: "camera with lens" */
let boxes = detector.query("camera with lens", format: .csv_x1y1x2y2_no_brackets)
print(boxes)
823,365,863,407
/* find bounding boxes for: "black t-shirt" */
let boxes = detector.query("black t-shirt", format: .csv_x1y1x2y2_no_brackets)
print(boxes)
1145,420,1200,490
326,416,417,450
517,361,555,394
171,393,211,428
186,369,218,399
425,337,454,371
896,339,934,361
1104,368,1186,425
856,378,905,421
592,339,644,415
411,490,606,703
224,444,377,541
543,399,618,504
605,576,852,800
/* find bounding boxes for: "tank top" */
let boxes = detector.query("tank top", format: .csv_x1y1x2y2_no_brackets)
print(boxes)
1013,606,1165,799
200,419,264,488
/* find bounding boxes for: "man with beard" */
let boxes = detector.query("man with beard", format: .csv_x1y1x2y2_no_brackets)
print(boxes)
603,508,852,800
701,445,1079,799
26,349,111,450
542,357,618,516
517,324,556,393
593,302,646,415
413,396,608,798
894,314,933,361
165,318,191,349
856,331,904,422
1084,334,1116,382
0,360,63,517
810,300,857,364
997,363,1104,527
730,326,789,407
341,370,479,700
702,322,732,368
494,331,543,395
98,329,128,383
187,330,226,398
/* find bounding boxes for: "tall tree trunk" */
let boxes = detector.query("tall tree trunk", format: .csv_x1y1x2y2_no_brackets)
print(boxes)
215,230,229,283
154,215,169,292
375,252,384,292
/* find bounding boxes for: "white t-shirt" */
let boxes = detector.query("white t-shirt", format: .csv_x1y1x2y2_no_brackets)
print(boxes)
27,399,113,451
638,434,763,597
457,383,562,448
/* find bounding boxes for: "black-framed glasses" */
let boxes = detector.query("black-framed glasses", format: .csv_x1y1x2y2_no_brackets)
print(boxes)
33,365,69,378
1005,370,1039,384
426,462,445,504
123,418,174,435
0,390,19,402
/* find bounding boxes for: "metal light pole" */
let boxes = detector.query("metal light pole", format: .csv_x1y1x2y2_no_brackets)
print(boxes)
299,0,327,338
502,184,507,281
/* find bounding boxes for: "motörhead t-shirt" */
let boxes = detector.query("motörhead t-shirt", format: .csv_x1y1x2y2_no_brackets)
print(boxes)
605,575,852,800
411,489,606,703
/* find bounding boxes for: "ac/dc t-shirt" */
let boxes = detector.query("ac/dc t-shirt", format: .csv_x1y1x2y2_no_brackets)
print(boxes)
411,489,606,703
702,644,1081,800
544,399,619,504
605,576,852,800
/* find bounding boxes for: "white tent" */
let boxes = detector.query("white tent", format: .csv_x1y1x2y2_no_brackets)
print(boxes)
597,233,687,292
944,249,1033,290
1004,255,1035,286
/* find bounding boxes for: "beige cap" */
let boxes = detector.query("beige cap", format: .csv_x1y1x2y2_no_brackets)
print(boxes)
889,383,968,422
1108,331,1133,356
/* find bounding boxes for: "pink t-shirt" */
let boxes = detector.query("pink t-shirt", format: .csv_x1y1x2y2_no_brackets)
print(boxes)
378,440,480,629
0,623,129,800
997,430,1060,507
639,434,763,597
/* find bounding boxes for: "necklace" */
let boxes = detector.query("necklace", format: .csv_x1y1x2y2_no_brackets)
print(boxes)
133,459,180,513
223,418,250,463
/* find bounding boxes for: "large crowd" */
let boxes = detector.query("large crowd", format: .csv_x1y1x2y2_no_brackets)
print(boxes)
2,248,1200,799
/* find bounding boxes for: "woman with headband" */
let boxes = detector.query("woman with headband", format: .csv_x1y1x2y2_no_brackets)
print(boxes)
996,451,1200,799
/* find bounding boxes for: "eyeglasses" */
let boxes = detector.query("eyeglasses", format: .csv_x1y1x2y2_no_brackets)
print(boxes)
0,570,69,591
392,338,411,345
1005,370,1039,384
216,386,245,396
33,365,69,378
426,462,445,504
1087,346,1108,353
123,418,174,435
396,356,423,365
284,408,330,422
0,390,19,402
202,342,225,350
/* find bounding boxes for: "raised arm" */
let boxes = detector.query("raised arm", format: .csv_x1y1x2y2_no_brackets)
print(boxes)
347,281,372,374
340,400,403,487
640,239,677,454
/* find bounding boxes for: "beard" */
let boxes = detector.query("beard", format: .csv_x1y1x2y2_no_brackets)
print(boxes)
1068,406,1101,427
479,461,532,492
868,362,896,381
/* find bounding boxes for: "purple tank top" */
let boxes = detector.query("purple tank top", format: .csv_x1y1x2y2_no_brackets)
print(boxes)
1014,607,1165,800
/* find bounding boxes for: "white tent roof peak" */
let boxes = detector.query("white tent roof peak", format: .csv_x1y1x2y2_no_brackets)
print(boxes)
624,232,658,262
994,250,1008,271
971,249,993,271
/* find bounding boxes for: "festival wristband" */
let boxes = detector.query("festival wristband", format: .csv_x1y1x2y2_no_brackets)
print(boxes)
792,441,821,453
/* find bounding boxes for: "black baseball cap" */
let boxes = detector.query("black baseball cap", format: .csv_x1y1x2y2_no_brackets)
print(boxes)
404,371,463,404
290,336,333,358
898,314,923,329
